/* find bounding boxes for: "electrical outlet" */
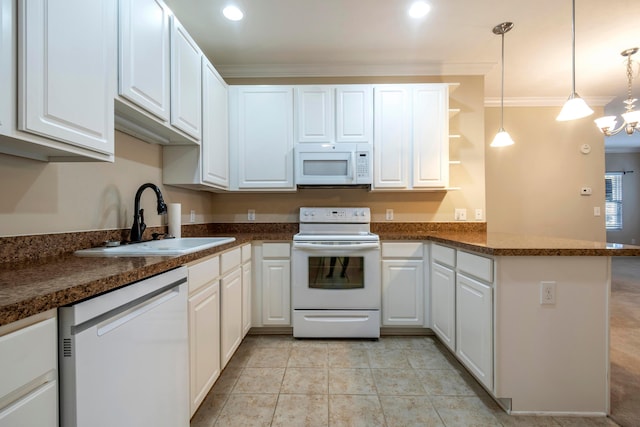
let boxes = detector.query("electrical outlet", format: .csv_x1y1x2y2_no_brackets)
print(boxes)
189,210,196,223
386,209,394,221
248,209,256,221
455,208,467,221
475,208,483,220
540,281,556,305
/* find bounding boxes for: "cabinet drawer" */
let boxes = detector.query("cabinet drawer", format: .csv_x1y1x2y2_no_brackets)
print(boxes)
0,317,57,400
457,251,493,283
188,255,219,294
263,242,290,258
382,242,423,258
432,244,456,267
241,244,252,263
221,248,242,274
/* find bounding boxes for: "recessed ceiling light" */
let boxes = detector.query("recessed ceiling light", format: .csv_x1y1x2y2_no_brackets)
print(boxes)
223,5,244,21
408,1,430,19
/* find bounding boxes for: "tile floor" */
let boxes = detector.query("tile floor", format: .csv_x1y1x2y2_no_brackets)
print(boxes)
191,335,620,427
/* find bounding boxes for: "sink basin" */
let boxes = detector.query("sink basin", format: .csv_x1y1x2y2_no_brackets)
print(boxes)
75,237,236,257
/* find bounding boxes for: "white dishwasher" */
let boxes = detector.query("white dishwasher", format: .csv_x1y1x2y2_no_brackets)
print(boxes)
58,266,189,427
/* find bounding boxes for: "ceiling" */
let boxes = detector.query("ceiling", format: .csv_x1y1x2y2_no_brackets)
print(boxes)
164,0,640,150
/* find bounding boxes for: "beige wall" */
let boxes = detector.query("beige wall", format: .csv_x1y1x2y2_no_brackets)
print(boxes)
485,106,607,242
0,76,485,237
2,75,608,242
0,131,213,236
213,75,486,223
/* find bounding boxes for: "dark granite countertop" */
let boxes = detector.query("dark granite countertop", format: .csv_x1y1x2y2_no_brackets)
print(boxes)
2,223,640,327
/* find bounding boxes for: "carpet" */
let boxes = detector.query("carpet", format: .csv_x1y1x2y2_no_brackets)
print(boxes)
610,257,640,427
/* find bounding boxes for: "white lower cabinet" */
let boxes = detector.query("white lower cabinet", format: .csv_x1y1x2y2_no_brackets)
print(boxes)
456,273,493,390
257,243,291,326
430,243,494,391
241,244,252,336
187,255,220,416
188,281,220,416
0,311,58,427
430,262,456,350
381,242,425,326
220,247,244,368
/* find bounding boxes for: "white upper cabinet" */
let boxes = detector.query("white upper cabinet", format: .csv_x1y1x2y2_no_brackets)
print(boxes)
229,86,295,191
0,0,116,161
373,85,411,189
336,85,372,142
295,85,372,144
162,57,229,191
295,86,334,143
118,0,170,121
412,85,449,188
201,59,229,188
373,84,449,190
116,0,200,145
170,16,202,141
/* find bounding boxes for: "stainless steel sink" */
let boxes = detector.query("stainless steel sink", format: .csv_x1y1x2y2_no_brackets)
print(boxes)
75,237,236,257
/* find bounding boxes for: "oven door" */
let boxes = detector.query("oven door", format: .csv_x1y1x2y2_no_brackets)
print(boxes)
292,241,381,309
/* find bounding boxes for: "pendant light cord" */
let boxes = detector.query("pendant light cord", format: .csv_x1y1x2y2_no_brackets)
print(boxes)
500,31,505,129
571,0,576,95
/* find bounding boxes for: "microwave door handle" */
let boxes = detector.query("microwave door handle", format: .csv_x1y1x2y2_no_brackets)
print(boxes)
350,152,356,182
293,242,380,250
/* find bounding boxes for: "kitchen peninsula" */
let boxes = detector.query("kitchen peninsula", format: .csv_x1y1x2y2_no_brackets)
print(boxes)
1,224,639,417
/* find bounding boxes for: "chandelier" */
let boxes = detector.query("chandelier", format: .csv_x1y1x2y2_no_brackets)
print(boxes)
594,47,640,136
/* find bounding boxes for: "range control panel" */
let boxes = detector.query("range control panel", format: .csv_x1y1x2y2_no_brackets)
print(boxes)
299,207,371,223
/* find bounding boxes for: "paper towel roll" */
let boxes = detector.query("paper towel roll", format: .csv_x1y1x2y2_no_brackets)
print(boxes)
168,203,181,238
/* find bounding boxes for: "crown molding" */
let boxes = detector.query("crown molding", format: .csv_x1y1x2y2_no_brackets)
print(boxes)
216,62,495,78
484,96,616,107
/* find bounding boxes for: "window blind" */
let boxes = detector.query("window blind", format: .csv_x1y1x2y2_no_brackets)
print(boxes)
605,173,623,230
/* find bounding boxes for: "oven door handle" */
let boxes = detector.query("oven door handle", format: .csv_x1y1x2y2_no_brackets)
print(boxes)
293,242,380,250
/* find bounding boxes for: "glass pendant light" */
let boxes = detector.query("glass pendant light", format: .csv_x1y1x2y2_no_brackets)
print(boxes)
491,22,515,147
556,0,593,121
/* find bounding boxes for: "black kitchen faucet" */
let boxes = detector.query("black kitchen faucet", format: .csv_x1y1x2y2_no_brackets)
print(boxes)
130,183,167,242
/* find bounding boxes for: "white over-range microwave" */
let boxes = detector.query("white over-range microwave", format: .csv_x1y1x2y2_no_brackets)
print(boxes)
295,143,372,187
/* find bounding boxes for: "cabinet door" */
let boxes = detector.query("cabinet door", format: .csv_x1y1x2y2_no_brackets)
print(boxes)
431,262,456,351
295,86,334,143
188,282,220,416
202,58,229,188
336,85,372,143
220,268,242,368
261,259,291,325
373,85,411,189
19,0,115,155
0,381,57,427
231,86,294,189
118,0,170,121
456,273,493,390
242,262,252,336
170,16,202,140
412,85,449,188
382,259,424,326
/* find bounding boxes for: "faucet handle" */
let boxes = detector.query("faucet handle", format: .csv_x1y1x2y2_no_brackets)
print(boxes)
139,209,146,237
